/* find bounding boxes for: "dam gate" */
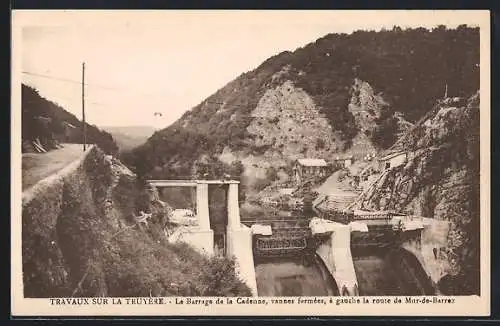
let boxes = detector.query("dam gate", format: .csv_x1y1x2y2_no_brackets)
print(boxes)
241,218,314,259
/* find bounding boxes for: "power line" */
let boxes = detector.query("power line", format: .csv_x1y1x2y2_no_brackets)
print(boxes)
23,89,109,107
22,70,171,98
22,71,129,91
23,70,339,113
82,62,87,151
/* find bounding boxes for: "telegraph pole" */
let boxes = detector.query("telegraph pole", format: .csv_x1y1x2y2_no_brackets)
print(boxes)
82,62,87,151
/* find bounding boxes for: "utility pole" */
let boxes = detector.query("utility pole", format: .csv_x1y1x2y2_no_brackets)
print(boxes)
82,62,87,151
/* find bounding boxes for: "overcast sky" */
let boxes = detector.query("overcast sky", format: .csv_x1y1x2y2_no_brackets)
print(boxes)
18,10,485,129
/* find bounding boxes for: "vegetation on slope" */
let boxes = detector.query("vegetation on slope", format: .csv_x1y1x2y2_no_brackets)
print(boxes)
22,84,118,154
357,92,480,295
22,146,251,297
123,25,479,180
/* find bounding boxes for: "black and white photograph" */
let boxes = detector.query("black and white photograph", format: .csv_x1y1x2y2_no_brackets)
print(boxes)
12,10,490,316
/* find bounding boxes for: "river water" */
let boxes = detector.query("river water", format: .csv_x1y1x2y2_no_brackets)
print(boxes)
254,249,431,296
353,253,408,295
252,220,433,296
255,257,339,296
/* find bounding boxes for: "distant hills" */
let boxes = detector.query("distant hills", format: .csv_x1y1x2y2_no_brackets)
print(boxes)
123,25,479,184
21,84,118,154
101,126,157,152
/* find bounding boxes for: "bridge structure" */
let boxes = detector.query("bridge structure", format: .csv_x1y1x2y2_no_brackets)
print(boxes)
147,179,451,297
243,211,450,296
242,219,312,259
147,179,258,296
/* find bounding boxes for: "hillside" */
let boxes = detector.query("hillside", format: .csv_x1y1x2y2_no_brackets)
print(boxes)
354,92,480,295
102,126,156,152
123,25,479,189
22,145,251,297
21,84,118,155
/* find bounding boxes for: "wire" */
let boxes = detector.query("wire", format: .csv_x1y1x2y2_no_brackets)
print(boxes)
22,71,130,91
23,71,110,89
22,70,171,99
23,71,335,111
23,70,343,118
22,86,110,108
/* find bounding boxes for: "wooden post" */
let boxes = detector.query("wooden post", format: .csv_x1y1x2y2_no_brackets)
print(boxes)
82,62,86,151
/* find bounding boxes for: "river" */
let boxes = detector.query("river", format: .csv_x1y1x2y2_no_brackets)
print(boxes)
255,256,339,296
249,210,434,296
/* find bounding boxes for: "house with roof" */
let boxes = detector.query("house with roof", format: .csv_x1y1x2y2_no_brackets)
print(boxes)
378,150,408,170
293,158,328,184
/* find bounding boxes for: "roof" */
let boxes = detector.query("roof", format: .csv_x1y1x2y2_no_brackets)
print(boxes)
296,158,328,167
378,151,407,161
334,155,353,161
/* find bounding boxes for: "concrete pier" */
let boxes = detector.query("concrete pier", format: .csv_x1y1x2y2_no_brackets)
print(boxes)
311,218,362,296
195,182,211,230
150,179,258,295
227,181,241,229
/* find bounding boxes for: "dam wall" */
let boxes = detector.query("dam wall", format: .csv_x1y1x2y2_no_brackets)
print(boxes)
400,217,451,285
312,219,359,296
226,224,258,296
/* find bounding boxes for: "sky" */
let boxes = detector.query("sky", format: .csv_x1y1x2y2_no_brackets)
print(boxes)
18,10,485,130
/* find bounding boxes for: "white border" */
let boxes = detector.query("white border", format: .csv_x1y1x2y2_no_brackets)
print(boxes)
11,10,491,317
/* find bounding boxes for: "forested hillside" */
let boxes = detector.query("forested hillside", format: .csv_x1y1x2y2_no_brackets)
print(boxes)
22,84,118,154
123,25,479,183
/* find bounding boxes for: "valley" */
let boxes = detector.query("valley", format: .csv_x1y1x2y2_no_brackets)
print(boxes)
20,23,481,299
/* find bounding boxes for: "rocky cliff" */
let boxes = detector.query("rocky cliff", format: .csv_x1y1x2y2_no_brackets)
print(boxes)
355,92,480,294
123,26,479,186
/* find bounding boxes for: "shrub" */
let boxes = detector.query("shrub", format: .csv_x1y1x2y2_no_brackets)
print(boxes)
265,167,279,181
199,256,253,296
315,138,326,150
23,147,252,298
253,178,272,192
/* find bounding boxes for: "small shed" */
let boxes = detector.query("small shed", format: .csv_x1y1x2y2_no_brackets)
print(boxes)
378,151,408,170
293,158,328,184
334,155,354,168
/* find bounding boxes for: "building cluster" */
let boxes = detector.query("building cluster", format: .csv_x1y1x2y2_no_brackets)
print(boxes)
292,150,410,185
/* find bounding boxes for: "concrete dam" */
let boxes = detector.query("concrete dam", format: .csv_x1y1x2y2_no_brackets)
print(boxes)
150,179,450,297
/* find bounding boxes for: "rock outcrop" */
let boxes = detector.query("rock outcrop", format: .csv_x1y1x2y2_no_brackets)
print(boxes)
125,26,479,185
355,92,480,294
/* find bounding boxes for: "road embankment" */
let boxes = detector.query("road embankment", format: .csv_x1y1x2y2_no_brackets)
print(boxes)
21,145,252,297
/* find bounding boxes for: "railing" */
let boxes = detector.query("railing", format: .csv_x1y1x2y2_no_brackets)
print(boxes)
354,213,393,220
271,227,310,238
318,210,355,224
241,218,311,229
254,236,308,257
245,217,312,257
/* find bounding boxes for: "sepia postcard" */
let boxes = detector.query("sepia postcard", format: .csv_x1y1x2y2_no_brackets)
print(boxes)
11,9,491,317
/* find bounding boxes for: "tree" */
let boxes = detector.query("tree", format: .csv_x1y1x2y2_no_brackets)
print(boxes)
266,167,279,181
229,160,245,180
315,138,325,150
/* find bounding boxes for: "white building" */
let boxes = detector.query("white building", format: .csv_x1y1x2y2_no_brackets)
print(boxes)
378,151,408,170
293,158,328,184
334,155,353,168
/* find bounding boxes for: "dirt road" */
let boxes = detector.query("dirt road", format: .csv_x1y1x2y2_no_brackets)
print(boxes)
22,144,86,191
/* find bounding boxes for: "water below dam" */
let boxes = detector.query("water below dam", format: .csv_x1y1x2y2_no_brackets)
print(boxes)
250,210,433,296
255,256,339,296
254,247,435,296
